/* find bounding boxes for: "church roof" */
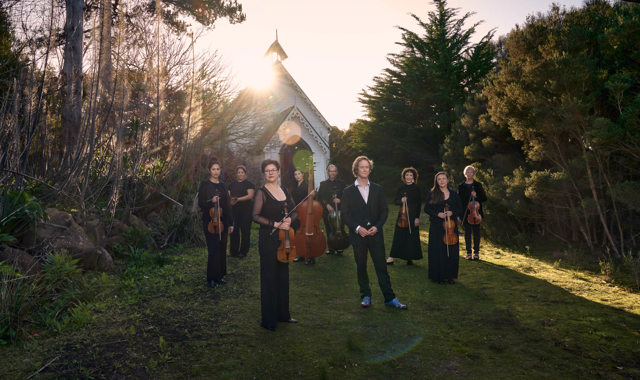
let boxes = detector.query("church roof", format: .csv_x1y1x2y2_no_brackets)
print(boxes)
264,31,288,62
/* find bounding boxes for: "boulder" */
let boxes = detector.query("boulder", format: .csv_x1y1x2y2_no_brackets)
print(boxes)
72,247,114,272
0,247,41,275
84,219,106,246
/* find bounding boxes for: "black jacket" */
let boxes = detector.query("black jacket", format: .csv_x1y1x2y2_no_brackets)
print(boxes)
341,181,388,247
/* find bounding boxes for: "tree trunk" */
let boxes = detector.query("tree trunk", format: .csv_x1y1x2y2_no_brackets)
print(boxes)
61,0,85,166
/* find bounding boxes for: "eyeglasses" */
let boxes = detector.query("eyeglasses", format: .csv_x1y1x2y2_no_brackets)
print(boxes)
264,169,279,174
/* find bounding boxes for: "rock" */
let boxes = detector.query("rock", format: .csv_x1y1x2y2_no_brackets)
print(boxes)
0,247,41,275
107,219,128,237
72,247,114,272
84,219,106,246
127,213,147,231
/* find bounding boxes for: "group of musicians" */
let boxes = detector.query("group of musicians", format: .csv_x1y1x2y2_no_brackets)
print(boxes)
198,156,486,331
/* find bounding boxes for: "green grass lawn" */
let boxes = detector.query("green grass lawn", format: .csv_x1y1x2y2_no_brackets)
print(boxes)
2,207,640,379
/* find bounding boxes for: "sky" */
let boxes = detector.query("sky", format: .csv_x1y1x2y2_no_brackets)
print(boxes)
200,0,587,130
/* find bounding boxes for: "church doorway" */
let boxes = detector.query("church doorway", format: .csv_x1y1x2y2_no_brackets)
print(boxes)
280,139,313,196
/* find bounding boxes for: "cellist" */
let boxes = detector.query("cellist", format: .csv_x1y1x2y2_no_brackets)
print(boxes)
424,171,463,284
457,165,487,261
317,164,346,255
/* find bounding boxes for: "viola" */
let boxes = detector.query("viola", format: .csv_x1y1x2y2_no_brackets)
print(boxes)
207,190,224,238
294,157,327,259
327,194,350,251
467,185,482,225
442,204,458,246
396,192,411,231
277,204,296,263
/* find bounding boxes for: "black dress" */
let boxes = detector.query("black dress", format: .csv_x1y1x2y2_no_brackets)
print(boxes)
252,186,299,331
317,178,347,244
229,179,255,257
198,180,233,284
292,180,308,205
423,191,463,282
458,180,487,256
389,184,423,261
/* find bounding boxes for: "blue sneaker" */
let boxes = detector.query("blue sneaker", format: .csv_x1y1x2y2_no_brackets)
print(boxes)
360,296,371,307
385,298,407,309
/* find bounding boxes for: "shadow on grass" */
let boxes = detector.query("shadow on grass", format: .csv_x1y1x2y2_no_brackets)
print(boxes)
2,229,640,379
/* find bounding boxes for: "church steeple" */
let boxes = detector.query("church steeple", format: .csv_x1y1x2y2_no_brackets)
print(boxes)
264,30,288,63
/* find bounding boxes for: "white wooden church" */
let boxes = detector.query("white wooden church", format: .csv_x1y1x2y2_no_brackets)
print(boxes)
225,34,332,190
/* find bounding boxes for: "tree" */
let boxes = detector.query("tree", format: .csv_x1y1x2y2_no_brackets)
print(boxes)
484,0,640,255
357,0,495,171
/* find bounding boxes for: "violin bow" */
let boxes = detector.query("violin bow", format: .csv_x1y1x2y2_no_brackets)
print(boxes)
444,204,450,258
270,189,315,235
216,190,222,240
403,193,412,235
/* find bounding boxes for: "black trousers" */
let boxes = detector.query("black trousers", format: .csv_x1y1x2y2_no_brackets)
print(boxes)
230,206,252,256
258,228,290,329
463,221,481,254
203,221,228,282
353,235,395,303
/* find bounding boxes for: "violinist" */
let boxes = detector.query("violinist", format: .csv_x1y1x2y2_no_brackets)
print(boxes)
252,159,300,331
457,165,487,261
198,158,234,288
317,164,346,255
228,165,255,258
342,156,407,309
387,167,423,265
424,171,463,284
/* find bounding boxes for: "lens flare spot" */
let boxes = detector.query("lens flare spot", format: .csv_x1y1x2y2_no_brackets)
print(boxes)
292,149,313,172
278,120,301,145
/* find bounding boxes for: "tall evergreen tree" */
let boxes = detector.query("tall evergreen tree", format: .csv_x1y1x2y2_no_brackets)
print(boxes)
357,0,495,171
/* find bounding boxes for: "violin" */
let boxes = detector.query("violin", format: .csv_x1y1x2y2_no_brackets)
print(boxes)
396,192,411,232
467,185,482,225
207,190,223,238
327,194,350,251
294,157,327,259
442,204,458,247
277,204,296,263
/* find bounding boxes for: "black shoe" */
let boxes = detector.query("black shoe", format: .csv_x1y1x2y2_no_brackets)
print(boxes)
285,318,298,323
324,250,333,255
293,257,304,262
209,280,217,288
407,260,413,265
262,325,276,331
448,279,455,284
305,258,315,265
336,251,344,256
217,278,226,284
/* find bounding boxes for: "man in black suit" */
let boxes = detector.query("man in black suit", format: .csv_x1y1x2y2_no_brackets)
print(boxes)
341,156,407,309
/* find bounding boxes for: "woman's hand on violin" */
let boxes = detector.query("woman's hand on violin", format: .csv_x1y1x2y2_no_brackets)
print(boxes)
229,226,234,234
414,218,420,227
326,204,334,213
471,190,477,197
211,195,220,203
333,198,341,205
438,211,453,219
276,217,291,230
401,196,407,203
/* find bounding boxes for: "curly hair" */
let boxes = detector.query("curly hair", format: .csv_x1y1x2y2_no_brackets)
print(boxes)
401,167,418,183
261,158,280,173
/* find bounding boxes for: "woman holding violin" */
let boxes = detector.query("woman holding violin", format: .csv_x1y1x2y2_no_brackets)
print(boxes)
252,159,300,331
198,158,234,288
457,165,487,261
387,167,423,265
229,165,255,258
424,171,463,284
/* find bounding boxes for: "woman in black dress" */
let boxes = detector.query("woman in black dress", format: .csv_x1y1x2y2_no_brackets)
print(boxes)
198,158,234,288
229,165,255,258
252,159,300,331
387,167,423,265
424,171,463,284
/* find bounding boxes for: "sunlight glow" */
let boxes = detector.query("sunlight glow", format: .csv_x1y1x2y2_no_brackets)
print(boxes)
277,120,301,145
244,58,275,90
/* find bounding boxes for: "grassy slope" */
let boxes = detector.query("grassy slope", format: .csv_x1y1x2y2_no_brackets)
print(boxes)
2,205,640,379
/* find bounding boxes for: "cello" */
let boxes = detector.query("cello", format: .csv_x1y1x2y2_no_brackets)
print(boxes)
294,157,327,260
327,194,350,251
